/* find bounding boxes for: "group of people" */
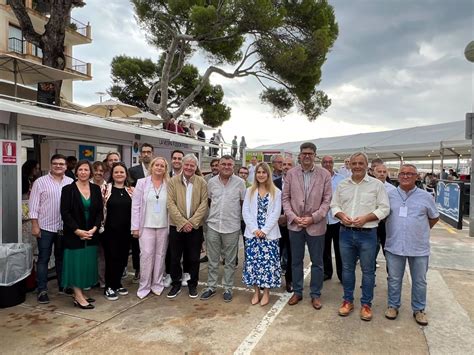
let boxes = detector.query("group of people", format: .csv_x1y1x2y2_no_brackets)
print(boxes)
27,141,439,326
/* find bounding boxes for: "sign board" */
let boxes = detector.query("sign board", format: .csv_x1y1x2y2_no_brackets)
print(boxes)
0,139,18,165
435,181,463,229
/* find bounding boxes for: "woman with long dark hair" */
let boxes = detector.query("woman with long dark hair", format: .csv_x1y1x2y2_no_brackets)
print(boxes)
102,162,134,301
242,162,282,306
61,160,103,309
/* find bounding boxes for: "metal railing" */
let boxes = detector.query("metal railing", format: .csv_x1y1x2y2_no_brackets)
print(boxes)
64,54,87,75
7,37,89,76
7,37,25,54
68,17,89,37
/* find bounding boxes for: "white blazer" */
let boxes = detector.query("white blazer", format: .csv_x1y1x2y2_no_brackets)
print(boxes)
242,187,282,240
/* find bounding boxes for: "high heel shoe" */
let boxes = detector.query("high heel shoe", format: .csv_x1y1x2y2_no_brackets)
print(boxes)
73,299,95,309
86,297,96,303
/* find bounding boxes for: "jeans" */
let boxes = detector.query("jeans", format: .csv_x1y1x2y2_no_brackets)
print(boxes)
36,229,63,292
289,230,324,299
206,227,240,291
386,251,429,312
339,227,377,306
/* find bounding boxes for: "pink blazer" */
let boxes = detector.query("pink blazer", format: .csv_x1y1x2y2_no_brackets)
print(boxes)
131,176,168,235
282,166,332,236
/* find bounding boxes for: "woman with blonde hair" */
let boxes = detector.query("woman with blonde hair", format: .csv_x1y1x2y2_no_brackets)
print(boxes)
242,162,282,306
131,157,170,299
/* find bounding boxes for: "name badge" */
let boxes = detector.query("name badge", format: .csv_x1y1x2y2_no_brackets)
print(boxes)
154,200,161,213
399,206,408,218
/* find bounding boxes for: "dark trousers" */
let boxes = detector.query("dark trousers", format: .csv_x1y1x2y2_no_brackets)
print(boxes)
130,236,140,272
169,226,203,287
37,229,63,292
103,233,130,290
165,242,190,275
376,220,388,272
279,225,292,283
323,223,342,281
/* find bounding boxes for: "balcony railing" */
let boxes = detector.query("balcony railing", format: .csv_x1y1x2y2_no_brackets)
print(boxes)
68,17,89,37
64,54,87,75
7,37,90,76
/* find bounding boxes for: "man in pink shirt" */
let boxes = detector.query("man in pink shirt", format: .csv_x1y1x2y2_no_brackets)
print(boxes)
29,154,73,304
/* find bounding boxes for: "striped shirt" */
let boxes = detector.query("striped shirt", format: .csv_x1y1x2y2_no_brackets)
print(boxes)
28,173,74,232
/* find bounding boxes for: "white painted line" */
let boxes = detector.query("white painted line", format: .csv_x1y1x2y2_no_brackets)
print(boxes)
197,281,286,296
463,218,470,225
234,265,312,355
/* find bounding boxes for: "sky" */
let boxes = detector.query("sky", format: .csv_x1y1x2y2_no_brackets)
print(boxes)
72,0,473,149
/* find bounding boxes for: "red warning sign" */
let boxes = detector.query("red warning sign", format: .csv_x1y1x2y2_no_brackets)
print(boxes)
1,140,17,165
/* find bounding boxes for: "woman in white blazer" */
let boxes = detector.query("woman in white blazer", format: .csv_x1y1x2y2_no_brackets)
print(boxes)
242,162,282,306
131,157,169,299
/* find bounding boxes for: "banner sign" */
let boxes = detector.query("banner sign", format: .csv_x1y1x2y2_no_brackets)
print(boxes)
435,181,463,229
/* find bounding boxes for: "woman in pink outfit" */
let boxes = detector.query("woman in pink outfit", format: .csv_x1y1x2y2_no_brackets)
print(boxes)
131,157,169,299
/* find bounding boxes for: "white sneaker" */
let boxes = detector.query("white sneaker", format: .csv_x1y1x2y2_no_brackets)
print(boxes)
163,274,172,288
181,273,191,287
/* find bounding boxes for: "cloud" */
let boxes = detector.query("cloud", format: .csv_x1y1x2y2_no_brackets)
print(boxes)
71,0,473,148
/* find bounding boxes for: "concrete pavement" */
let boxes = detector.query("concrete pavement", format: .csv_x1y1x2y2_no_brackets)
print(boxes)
1,220,473,354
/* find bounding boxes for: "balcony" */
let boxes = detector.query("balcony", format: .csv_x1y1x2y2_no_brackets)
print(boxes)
4,0,92,43
7,37,92,79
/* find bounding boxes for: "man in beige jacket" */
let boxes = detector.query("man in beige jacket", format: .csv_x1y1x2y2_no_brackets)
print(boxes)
167,154,208,299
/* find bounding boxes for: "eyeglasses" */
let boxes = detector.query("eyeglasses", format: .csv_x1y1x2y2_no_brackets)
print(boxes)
398,172,417,177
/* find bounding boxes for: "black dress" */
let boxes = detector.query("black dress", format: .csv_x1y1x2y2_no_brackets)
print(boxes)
103,187,132,290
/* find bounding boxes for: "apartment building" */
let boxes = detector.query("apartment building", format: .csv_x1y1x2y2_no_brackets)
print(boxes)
0,0,92,102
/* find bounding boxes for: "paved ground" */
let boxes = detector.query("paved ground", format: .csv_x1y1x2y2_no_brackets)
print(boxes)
1,220,473,354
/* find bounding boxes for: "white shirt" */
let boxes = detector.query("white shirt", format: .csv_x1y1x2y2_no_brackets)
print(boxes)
142,163,150,177
183,175,193,219
248,164,257,184
330,174,390,228
143,186,168,228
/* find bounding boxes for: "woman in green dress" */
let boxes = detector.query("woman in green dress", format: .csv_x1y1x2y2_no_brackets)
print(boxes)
61,160,103,309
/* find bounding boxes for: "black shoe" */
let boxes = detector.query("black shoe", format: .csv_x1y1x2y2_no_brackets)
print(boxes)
86,297,96,303
116,287,129,296
200,289,216,300
223,290,233,302
73,299,95,309
200,255,209,263
37,291,50,304
285,282,293,293
189,286,198,298
104,287,119,301
59,287,74,295
167,285,181,299
324,275,332,281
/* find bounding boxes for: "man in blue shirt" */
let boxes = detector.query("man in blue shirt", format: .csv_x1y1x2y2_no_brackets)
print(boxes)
321,156,345,282
384,164,439,326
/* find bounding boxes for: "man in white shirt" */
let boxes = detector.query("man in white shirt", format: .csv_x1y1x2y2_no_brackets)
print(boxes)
247,156,258,184
330,152,390,321
338,158,352,178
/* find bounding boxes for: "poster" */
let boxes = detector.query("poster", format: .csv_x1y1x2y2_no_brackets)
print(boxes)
0,139,18,165
79,145,95,161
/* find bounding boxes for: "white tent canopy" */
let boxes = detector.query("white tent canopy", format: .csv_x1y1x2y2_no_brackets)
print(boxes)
254,120,469,161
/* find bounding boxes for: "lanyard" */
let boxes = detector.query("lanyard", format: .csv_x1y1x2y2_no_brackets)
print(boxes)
396,187,416,205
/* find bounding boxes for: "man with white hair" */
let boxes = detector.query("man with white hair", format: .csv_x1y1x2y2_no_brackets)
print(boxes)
338,157,352,178
167,154,208,299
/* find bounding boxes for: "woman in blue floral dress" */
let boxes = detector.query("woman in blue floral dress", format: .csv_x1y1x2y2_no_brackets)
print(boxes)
242,162,282,306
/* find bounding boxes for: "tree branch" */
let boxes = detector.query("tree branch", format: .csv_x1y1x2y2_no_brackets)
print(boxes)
8,0,42,45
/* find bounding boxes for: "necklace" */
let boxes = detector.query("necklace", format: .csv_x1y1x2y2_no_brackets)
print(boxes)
152,182,163,200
